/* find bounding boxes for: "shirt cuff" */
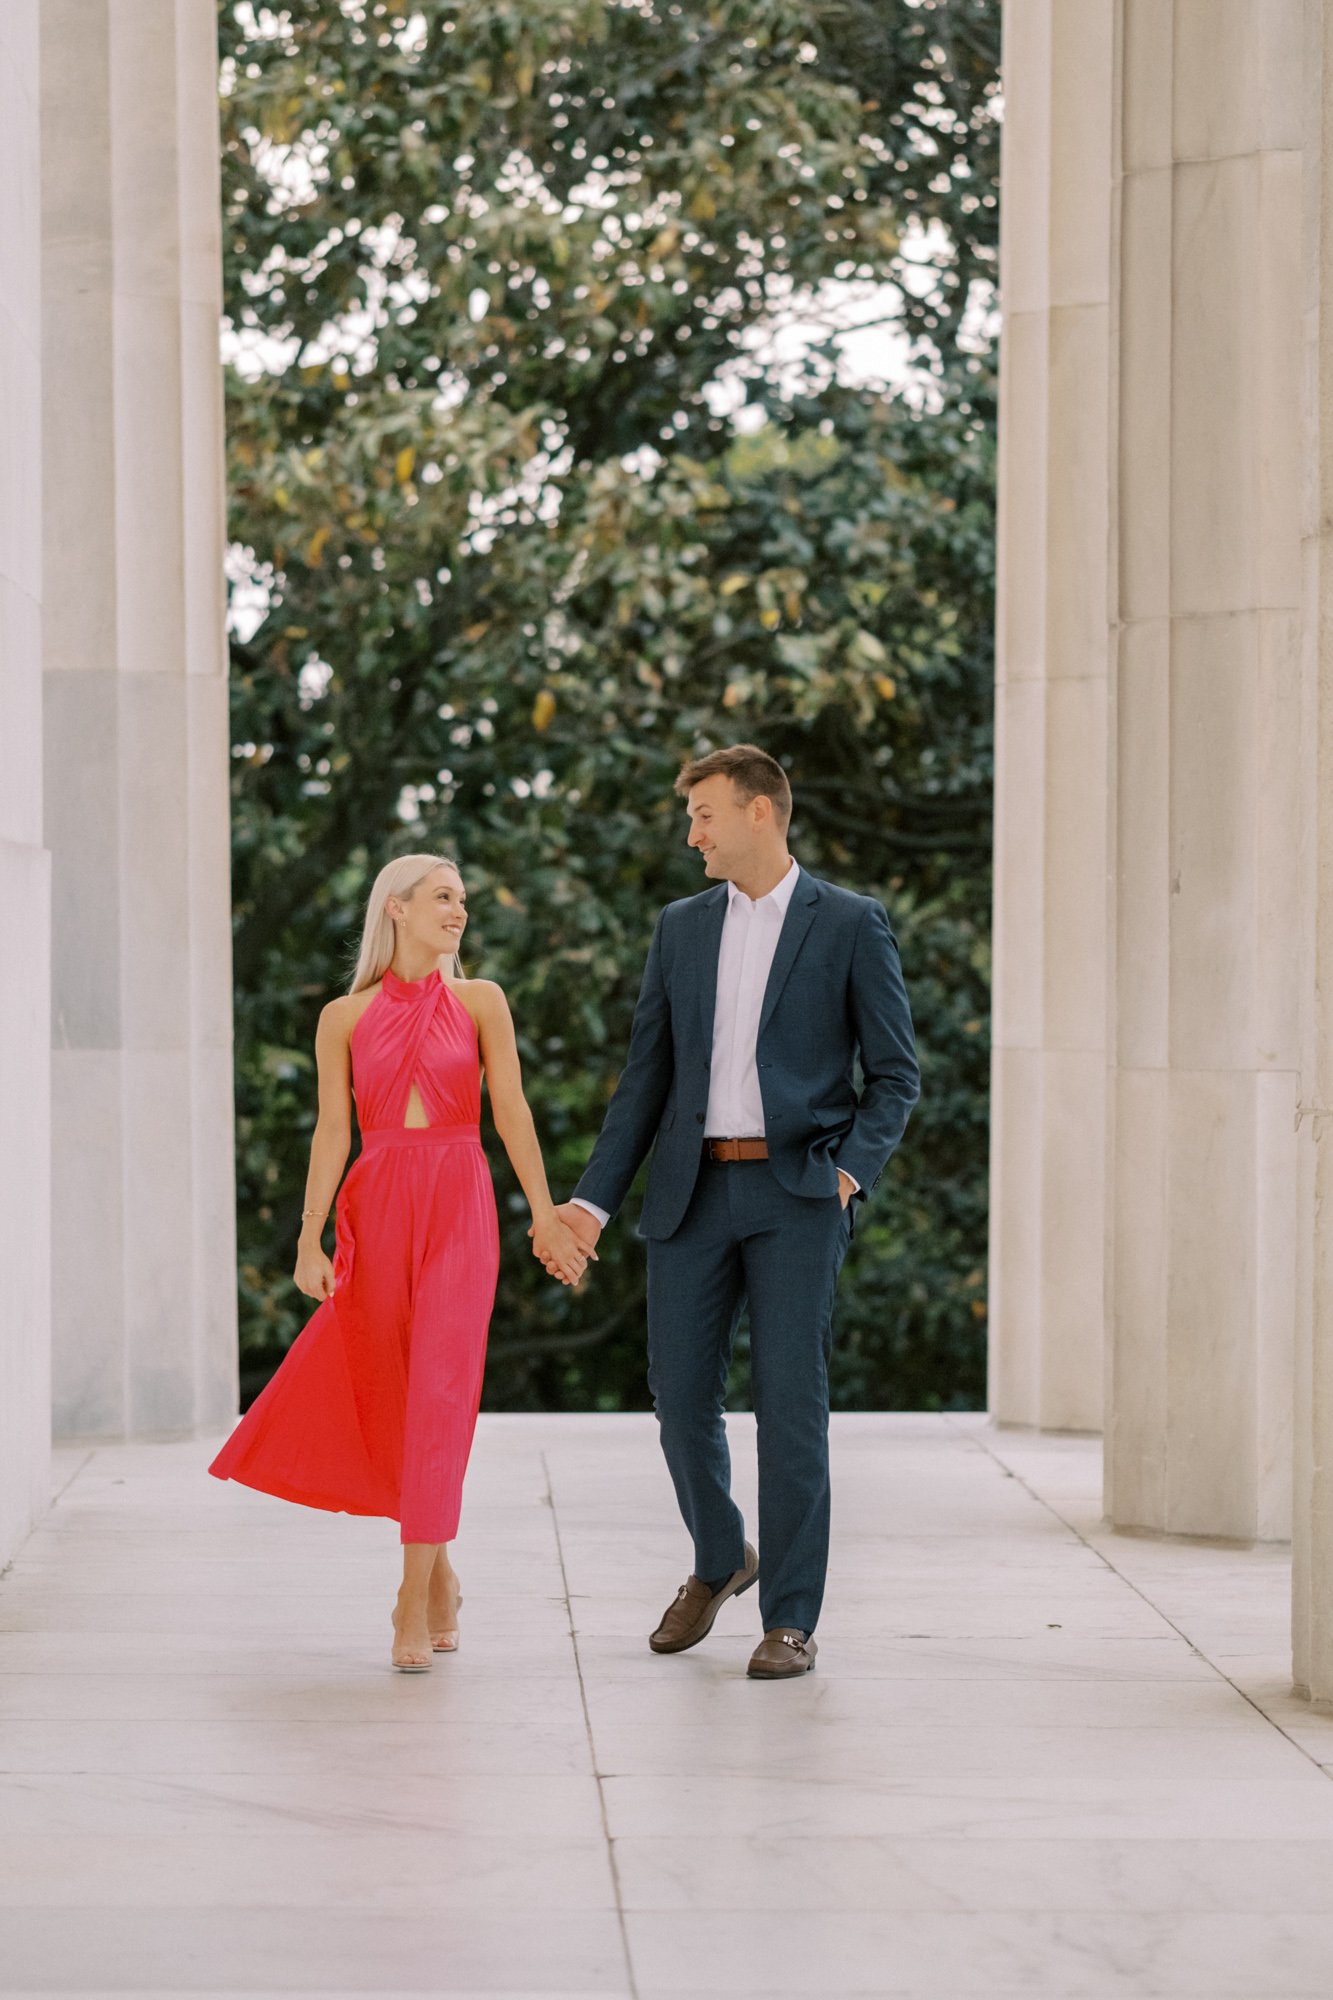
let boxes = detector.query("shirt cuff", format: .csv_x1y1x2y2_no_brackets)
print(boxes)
570,1197,610,1229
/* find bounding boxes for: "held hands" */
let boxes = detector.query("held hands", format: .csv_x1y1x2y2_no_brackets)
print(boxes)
529,1201,602,1287
530,1204,599,1287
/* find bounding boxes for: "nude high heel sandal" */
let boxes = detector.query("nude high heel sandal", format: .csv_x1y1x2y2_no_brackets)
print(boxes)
431,1588,462,1653
390,1609,432,1673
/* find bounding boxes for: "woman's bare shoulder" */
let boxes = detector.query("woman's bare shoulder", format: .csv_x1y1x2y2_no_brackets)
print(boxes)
319,987,380,1043
451,976,507,1015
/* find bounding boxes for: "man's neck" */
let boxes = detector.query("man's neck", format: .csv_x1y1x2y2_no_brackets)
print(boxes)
729,852,793,902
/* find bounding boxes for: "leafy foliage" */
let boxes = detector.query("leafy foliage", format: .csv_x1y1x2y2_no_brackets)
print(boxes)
221,0,999,1411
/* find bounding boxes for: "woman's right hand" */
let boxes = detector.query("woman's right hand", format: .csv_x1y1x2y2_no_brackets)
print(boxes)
294,1239,336,1301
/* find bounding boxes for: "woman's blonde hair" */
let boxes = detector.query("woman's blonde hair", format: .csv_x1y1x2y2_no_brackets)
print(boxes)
348,852,465,995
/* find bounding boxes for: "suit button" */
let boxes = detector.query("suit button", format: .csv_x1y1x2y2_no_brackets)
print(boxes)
695,1111,705,1124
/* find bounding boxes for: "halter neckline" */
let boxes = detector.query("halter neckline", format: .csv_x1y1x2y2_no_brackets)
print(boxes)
374,964,475,1043
382,964,447,996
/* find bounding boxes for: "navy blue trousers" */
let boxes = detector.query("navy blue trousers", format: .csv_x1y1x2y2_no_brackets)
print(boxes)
645,1153,853,1635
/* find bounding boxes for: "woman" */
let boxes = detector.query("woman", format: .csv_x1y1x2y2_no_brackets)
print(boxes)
209,853,590,1670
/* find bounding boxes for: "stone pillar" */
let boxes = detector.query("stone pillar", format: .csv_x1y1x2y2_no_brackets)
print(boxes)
41,0,238,1438
1293,0,1333,1700
0,0,52,1562
1105,0,1302,1540
988,0,1114,1432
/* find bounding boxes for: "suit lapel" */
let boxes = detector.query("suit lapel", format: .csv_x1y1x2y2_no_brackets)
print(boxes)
758,873,820,1035
696,885,729,1048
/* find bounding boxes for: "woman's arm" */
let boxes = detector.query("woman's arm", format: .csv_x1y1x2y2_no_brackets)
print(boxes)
472,980,590,1285
293,999,356,1301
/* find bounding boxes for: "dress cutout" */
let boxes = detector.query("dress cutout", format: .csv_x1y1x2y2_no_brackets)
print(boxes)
209,968,500,1542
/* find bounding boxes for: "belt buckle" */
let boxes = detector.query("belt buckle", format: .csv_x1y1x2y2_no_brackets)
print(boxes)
710,1136,757,1162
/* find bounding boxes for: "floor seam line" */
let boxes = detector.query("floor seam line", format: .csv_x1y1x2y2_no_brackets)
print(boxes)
541,1446,640,2000
50,1448,96,1507
948,1417,1333,1778
0,1449,96,1585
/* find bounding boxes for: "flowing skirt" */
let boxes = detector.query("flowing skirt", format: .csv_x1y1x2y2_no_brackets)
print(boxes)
209,1125,500,1542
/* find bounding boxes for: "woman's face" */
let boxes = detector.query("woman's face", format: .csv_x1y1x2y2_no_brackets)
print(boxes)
394,865,467,959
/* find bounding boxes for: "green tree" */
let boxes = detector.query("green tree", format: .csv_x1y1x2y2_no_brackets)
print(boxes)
221,0,999,1411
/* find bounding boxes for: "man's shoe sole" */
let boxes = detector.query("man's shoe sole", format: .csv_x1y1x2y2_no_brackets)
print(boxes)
648,1566,759,1654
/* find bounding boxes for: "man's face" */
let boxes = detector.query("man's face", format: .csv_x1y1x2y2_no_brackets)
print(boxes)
686,775,760,880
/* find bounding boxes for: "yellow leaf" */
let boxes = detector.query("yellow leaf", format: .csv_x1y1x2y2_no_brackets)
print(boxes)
875,674,897,700
531,688,556,732
395,445,416,485
463,621,490,641
718,573,749,597
306,526,331,567
494,885,518,908
688,185,716,222
758,607,780,631
722,683,744,709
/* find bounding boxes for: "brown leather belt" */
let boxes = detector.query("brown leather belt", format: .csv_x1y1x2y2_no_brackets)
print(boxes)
706,1136,769,1162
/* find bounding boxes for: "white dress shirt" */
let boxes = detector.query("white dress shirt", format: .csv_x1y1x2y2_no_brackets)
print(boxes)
704,855,801,1135
572,858,856,1231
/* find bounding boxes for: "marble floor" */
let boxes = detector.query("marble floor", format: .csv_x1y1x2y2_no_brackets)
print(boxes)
2,1413,1332,1997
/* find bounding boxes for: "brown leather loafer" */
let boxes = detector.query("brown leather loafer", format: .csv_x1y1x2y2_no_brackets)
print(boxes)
747,1627,818,1678
649,1541,759,1653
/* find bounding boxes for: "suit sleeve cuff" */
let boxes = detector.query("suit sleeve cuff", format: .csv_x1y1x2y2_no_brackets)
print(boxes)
837,1169,862,1195
570,1197,610,1229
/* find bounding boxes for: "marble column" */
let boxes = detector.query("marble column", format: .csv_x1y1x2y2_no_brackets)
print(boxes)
1293,0,1333,1701
988,0,1114,1432
41,0,237,1438
0,0,52,1562
1105,0,1303,1540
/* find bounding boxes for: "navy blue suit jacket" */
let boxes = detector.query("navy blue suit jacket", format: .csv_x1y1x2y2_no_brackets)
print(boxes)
572,868,920,1241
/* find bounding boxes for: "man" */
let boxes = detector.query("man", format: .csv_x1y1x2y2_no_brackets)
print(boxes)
537,744,919,1678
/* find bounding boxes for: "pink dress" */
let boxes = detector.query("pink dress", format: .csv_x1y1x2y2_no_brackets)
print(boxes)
209,967,500,1542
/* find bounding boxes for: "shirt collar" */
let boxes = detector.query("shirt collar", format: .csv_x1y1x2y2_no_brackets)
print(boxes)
726,856,800,916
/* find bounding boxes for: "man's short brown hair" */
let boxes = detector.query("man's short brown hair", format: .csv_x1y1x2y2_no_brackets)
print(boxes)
674,743,793,833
